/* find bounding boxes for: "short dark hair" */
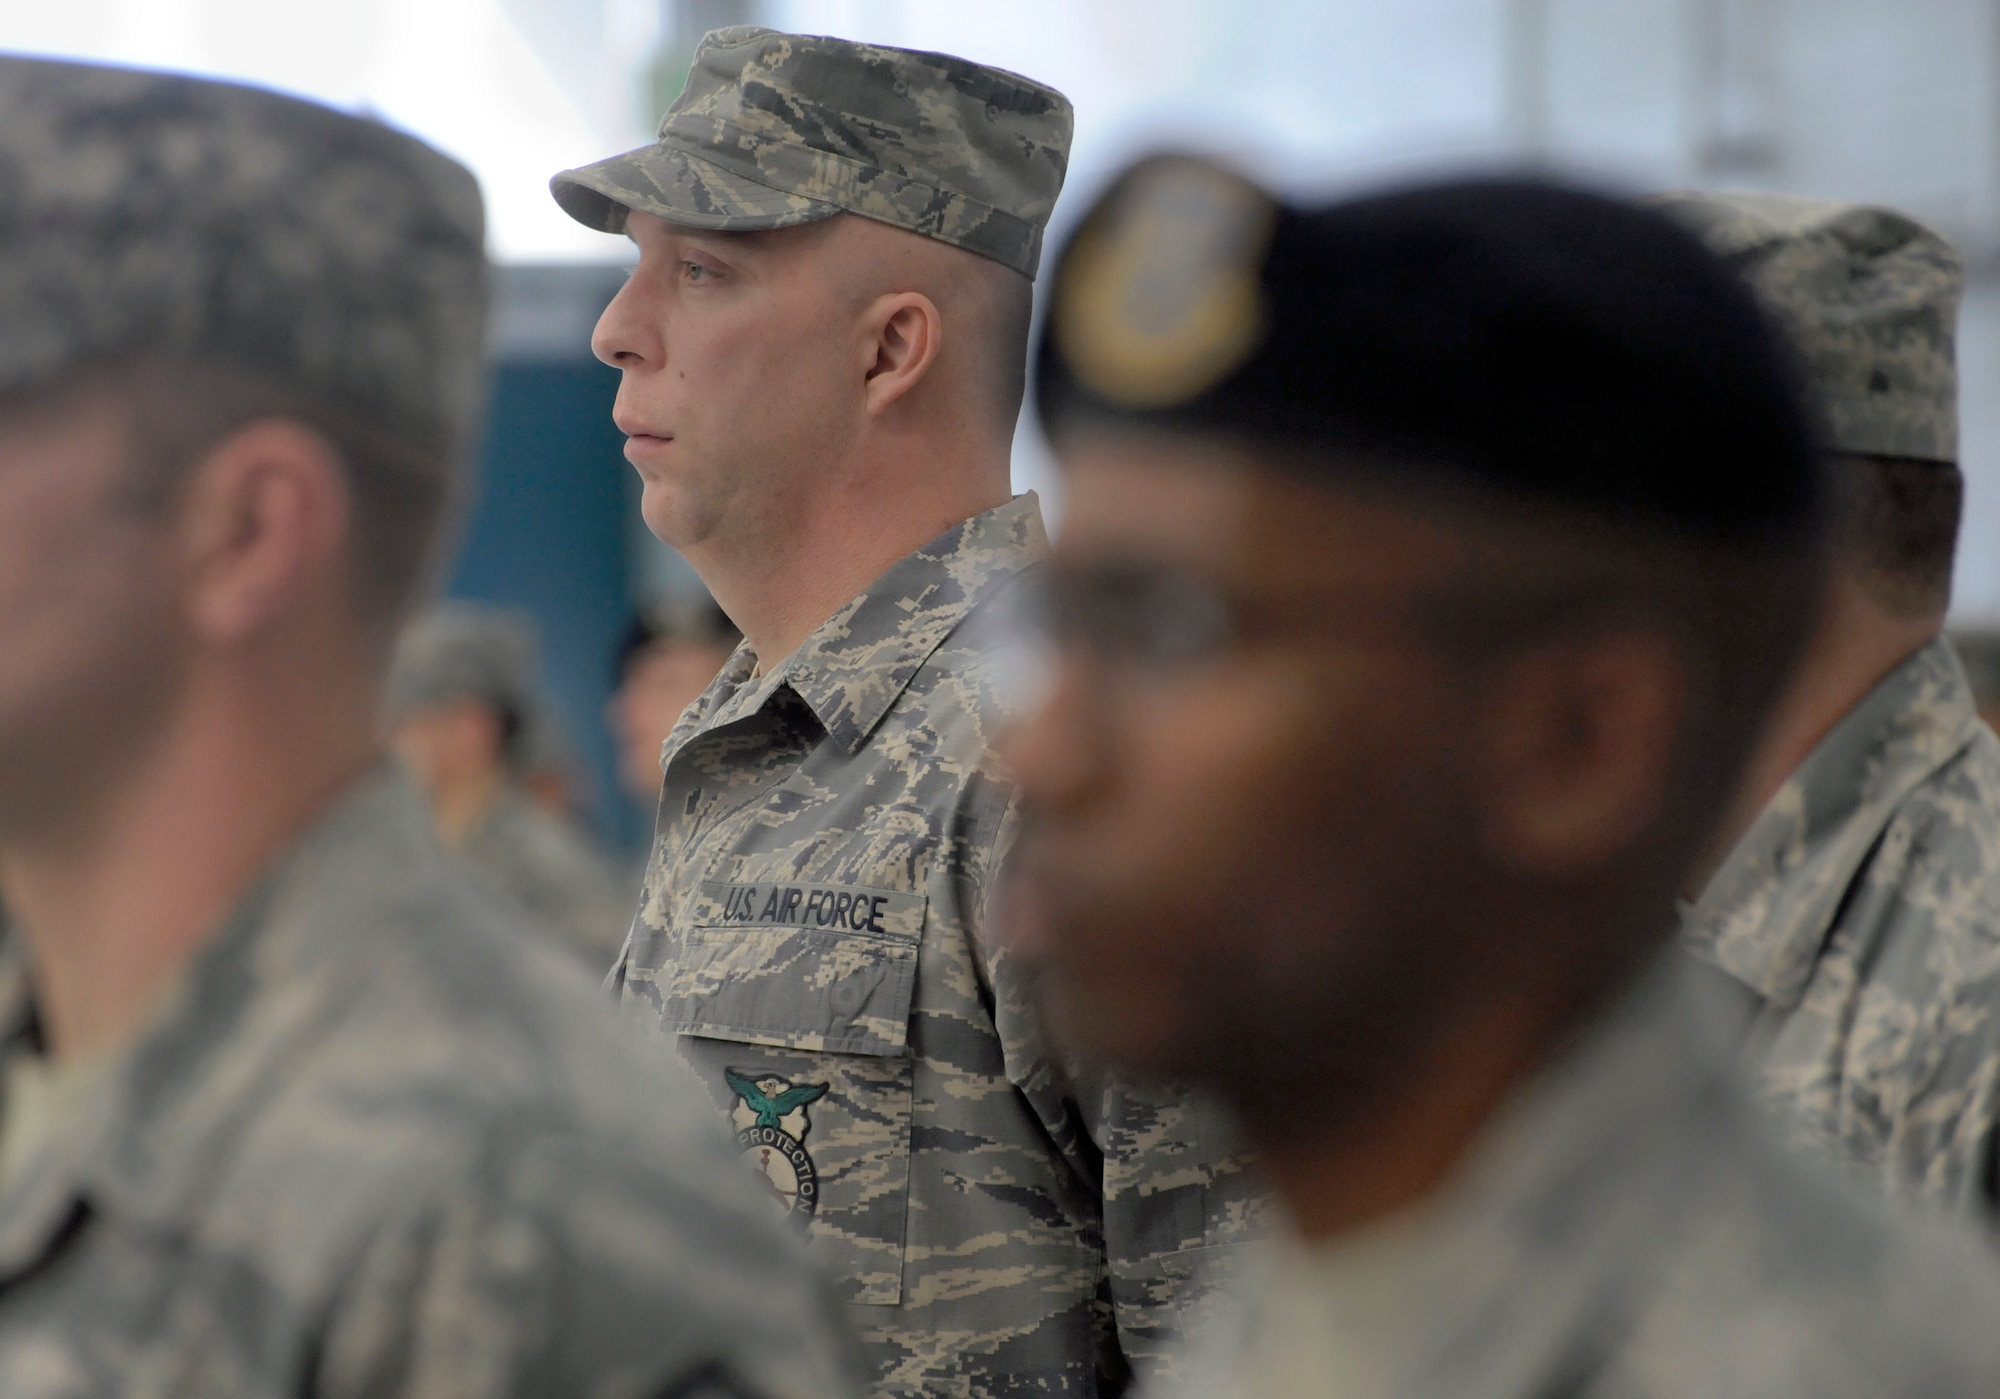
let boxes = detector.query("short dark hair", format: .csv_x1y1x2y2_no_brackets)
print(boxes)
1828,453,1961,617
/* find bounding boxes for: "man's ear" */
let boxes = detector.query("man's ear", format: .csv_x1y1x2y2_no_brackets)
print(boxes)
174,418,352,646
861,291,943,415
1475,629,1685,877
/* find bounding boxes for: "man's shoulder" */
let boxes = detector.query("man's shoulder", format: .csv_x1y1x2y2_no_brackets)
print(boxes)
1620,1137,2000,1395
881,563,1040,746
1832,718,2000,971
216,847,720,1210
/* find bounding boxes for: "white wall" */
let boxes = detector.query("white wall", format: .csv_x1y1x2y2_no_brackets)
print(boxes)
4,0,1999,606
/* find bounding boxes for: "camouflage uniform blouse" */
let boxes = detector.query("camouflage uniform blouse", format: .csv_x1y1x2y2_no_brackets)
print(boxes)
612,496,1260,1397
0,771,857,1399
1682,636,2000,1217
1171,957,2000,1399
458,785,633,969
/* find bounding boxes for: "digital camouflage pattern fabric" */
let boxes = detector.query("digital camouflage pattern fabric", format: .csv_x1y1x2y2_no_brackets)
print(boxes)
1652,191,1962,463
551,27,1073,278
612,496,1263,1397
1171,956,2000,1399
0,772,858,1399
1682,637,2000,1217
0,56,487,458
461,787,633,969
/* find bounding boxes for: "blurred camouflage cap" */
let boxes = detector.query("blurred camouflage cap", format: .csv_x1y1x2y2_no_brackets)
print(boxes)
0,56,488,456
550,27,1073,278
1652,191,1961,463
389,606,542,727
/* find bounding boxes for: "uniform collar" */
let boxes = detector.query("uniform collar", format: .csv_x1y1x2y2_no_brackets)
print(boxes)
0,767,443,1279
755,493,1048,755
1683,635,1979,1009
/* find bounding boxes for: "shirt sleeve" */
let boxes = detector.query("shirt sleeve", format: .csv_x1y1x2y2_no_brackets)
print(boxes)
312,1128,860,1399
965,785,1268,1387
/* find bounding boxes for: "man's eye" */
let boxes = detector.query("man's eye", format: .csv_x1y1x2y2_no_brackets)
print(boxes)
681,261,716,283
1048,570,1237,671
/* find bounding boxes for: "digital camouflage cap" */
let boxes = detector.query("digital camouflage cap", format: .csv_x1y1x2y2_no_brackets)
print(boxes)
389,605,542,724
1653,191,1962,463
550,27,1073,279
0,56,488,457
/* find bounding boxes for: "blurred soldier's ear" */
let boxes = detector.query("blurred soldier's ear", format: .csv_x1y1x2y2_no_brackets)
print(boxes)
174,418,353,646
1473,629,1686,878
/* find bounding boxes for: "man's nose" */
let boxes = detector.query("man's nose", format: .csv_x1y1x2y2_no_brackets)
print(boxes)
591,277,655,370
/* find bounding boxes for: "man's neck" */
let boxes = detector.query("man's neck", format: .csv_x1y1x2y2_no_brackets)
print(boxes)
692,442,1013,668
1250,962,1594,1244
0,669,377,1064
432,767,504,850
1690,583,1940,891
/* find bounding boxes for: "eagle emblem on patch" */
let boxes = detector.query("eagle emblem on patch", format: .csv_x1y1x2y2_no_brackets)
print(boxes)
726,1067,830,1220
1054,155,1278,410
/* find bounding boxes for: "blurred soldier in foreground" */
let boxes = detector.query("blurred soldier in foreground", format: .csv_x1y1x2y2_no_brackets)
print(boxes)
0,58,852,1398
609,596,741,810
1009,158,2000,1397
554,27,1258,1395
1660,195,2000,1217
391,605,631,967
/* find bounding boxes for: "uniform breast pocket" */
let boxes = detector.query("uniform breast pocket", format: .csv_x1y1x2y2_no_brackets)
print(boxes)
661,879,924,1307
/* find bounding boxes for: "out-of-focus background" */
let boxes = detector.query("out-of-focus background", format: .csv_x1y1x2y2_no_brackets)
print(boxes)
7,0,1998,849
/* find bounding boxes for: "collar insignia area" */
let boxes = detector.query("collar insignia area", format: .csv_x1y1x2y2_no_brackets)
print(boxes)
1053,156,1278,410
726,1067,830,1220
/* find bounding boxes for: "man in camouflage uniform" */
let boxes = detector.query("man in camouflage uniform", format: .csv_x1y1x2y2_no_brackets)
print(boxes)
0,57,854,1398
1657,194,2000,1218
390,605,632,967
1012,155,2000,1399
552,28,1259,1396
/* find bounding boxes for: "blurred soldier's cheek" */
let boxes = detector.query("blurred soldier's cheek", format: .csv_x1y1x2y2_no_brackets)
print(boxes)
1006,657,1326,1074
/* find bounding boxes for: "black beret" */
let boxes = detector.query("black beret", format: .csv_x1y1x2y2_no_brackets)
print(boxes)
1036,156,1823,543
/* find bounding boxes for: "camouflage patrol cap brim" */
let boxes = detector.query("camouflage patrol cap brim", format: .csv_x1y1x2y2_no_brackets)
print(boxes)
1651,191,1961,464
551,26,1074,279
551,142,842,239
0,57,487,456
388,605,542,721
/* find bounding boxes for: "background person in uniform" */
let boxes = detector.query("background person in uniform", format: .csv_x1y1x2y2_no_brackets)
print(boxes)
391,604,632,967
553,27,1261,1396
1659,194,2000,1218
610,595,741,811
0,57,854,1399
1949,626,2000,732
1009,157,2000,1398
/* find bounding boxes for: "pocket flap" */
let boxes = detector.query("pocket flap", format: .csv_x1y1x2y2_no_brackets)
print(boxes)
661,880,924,1056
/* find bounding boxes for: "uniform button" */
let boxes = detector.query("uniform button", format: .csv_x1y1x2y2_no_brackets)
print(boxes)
831,979,866,1015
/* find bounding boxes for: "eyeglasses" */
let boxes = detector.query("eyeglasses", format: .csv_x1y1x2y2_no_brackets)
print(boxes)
1019,558,1572,683
1018,560,1313,683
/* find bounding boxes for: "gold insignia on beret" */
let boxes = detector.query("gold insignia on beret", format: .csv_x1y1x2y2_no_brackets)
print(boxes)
1054,158,1278,410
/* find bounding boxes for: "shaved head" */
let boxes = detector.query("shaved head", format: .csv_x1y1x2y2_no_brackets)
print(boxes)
818,214,1034,431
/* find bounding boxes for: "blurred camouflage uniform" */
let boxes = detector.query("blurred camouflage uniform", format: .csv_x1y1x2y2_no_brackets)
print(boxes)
1949,626,2000,728
391,607,632,968
0,56,855,1399
557,33,1261,1395
1177,957,2000,1399
1660,193,2000,1214
0,773,854,1398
